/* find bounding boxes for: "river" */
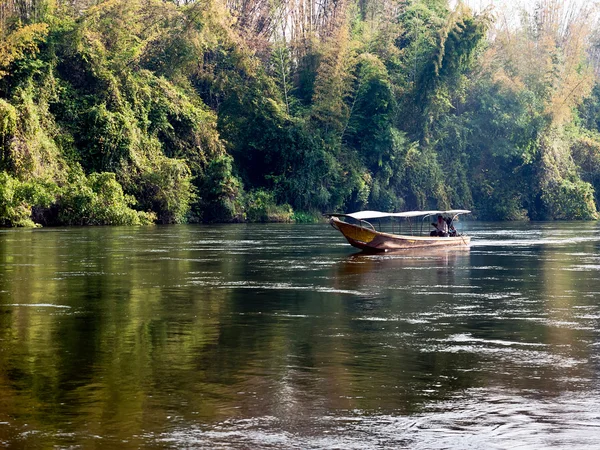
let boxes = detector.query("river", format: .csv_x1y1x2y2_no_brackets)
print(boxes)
1,221,600,448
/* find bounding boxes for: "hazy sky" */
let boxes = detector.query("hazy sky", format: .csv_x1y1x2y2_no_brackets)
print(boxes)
460,0,592,13
453,0,598,29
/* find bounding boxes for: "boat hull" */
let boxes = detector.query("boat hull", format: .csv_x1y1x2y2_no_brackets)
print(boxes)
330,217,470,252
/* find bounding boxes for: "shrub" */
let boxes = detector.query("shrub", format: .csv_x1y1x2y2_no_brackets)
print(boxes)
0,99,18,149
0,171,56,227
291,210,322,223
541,178,598,220
199,154,244,222
133,157,195,224
58,171,155,225
245,189,293,222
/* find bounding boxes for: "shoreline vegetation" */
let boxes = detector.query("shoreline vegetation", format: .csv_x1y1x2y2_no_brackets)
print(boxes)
2,0,600,227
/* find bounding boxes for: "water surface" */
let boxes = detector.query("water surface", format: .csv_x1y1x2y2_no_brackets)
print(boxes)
1,222,600,448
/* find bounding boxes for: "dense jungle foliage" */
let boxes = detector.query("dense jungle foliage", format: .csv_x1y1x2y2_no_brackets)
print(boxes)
2,0,600,225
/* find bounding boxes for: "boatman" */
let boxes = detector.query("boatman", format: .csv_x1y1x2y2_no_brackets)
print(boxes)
436,215,448,237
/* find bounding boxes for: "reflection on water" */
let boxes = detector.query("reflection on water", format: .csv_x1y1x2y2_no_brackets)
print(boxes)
1,222,600,448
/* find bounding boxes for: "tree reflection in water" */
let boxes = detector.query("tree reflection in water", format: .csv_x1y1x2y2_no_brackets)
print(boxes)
1,222,600,448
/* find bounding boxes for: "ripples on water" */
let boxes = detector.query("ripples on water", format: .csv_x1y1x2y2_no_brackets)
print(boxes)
2,222,600,448
151,389,600,449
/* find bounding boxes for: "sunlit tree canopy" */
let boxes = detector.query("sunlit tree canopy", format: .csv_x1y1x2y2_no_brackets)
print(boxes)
1,0,600,224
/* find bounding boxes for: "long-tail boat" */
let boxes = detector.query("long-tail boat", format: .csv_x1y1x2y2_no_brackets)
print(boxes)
328,210,471,252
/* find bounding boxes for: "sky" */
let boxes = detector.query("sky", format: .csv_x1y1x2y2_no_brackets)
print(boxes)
460,0,592,13
452,0,598,30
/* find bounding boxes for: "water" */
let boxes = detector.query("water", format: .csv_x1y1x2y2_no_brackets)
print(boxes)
1,221,600,449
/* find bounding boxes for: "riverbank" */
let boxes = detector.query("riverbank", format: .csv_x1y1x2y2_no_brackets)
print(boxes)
2,1,600,228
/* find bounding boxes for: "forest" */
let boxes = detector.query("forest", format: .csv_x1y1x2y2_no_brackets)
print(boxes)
2,0,600,226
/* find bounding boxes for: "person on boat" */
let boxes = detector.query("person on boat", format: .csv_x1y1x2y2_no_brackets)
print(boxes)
446,217,457,237
435,215,449,237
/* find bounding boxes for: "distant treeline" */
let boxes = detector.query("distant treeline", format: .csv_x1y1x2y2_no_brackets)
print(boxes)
2,0,600,226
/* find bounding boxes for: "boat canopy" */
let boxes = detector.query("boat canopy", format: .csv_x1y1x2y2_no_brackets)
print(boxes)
329,210,471,221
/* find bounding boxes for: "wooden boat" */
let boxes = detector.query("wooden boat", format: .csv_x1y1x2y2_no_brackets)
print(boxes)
328,210,471,252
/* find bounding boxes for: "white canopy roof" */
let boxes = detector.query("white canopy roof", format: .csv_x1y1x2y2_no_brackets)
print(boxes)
331,210,471,220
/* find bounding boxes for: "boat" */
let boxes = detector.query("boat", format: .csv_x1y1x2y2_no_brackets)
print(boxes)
327,210,471,252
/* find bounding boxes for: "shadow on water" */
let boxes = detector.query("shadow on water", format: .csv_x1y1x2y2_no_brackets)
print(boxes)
1,223,600,448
